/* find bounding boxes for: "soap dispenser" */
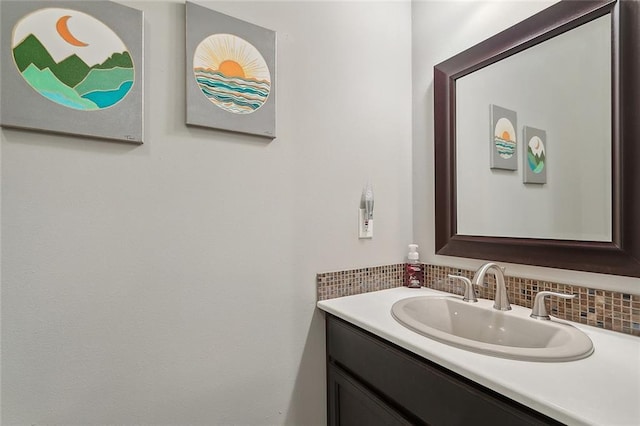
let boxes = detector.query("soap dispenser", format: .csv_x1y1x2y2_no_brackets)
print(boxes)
406,244,422,288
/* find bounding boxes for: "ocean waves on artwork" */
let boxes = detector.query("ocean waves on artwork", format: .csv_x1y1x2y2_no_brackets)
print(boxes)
194,68,270,114
494,137,516,159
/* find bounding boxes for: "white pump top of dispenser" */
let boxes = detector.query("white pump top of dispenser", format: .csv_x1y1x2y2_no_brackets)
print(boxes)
408,244,419,262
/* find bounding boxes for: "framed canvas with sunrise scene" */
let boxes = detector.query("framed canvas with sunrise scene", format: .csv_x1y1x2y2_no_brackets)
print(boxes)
489,104,517,170
0,1,144,143
186,2,276,139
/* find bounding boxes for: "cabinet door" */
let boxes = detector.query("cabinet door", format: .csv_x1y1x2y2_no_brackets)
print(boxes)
327,314,561,425
328,364,413,426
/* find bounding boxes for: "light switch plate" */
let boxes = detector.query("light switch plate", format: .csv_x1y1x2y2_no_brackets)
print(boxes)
358,209,373,239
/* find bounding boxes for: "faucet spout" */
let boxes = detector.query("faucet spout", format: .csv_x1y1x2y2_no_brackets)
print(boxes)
472,262,511,311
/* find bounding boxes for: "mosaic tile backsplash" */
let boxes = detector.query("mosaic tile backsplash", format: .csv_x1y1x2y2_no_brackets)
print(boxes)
317,263,640,337
316,264,405,301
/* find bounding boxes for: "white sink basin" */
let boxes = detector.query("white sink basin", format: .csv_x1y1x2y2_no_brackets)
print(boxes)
391,296,594,362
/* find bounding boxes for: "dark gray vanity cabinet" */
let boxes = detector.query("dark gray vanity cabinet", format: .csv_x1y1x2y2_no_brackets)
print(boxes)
326,314,562,426
328,364,413,426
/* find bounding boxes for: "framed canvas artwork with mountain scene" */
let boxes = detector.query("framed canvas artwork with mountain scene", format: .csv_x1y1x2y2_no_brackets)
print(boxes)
523,126,547,184
0,1,144,143
185,2,276,139
489,104,518,170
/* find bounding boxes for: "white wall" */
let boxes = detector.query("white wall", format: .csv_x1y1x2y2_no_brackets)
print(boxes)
4,1,638,423
412,0,640,294
1,1,412,424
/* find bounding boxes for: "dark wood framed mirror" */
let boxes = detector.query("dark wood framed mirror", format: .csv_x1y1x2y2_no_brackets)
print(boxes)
434,0,640,277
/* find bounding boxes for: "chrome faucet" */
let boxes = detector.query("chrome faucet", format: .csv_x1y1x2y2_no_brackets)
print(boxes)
472,262,511,311
530,291,576,320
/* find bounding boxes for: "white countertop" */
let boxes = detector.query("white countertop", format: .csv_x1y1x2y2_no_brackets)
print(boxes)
317,287,640,426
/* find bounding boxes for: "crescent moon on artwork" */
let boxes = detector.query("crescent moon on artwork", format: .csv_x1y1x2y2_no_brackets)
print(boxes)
56,15,89,47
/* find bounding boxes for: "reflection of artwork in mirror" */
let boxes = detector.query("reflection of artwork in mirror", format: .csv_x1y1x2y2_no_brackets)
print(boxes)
490,105,517,170
523,126,547,184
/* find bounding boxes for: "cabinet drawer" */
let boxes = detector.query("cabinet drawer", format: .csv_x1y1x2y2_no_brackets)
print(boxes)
327,314,560,425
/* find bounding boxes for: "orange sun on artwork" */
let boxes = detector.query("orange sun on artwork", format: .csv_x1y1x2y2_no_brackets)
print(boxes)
218,60,245,78
193,33,269,81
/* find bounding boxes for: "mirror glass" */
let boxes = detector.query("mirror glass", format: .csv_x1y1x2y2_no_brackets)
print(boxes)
455,15,611,241
434,0,640,277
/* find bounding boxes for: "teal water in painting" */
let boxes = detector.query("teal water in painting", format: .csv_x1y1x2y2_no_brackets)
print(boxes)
495,136,516,159
527,150,545,173
194,68,270,114
82,81,133,108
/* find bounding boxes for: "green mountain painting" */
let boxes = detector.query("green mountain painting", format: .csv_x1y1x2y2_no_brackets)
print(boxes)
527,146,546,174
11,8,135,111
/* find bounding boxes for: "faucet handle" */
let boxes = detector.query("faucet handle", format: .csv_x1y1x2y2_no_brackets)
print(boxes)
530,291,576,320
448,274,477,303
